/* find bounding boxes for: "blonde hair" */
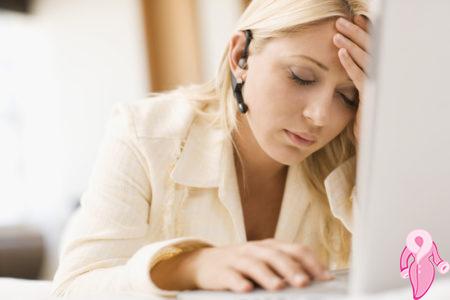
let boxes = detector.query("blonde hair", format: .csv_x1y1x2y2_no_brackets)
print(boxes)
158,0,368,268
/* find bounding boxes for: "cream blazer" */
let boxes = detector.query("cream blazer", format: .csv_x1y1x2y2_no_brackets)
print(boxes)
51,91,357,298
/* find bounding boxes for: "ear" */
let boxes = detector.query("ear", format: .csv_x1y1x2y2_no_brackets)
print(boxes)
228,31,249,82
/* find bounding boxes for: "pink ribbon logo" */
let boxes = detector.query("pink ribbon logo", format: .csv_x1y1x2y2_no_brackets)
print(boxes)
400,229,449,299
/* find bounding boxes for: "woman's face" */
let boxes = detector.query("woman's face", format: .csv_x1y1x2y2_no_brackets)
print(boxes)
231,19,358,166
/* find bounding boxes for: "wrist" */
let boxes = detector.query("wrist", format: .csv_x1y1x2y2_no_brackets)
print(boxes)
181,247,209,289
150,247,207,291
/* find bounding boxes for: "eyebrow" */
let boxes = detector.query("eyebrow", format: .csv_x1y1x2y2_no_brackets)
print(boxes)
290,54,329,71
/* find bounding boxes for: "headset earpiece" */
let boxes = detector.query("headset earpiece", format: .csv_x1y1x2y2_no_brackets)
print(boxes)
231,29,253,114
238,58,247,69
231,72,248,113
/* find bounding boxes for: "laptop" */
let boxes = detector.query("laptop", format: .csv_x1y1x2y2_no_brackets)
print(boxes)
179,0,450,298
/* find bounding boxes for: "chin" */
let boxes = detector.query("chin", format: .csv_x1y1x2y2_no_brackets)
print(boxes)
269,146,309,166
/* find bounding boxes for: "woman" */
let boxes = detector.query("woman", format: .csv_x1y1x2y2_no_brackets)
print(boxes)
52,0,371,297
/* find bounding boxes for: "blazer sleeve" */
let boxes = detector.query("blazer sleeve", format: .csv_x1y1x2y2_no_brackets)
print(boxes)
51,103,213,298
323,156,357,233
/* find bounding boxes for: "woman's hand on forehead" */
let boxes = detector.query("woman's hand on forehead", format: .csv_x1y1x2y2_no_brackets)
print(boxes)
333,15,372,148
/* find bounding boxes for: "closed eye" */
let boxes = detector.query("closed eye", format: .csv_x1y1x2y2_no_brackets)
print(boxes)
339,92,359,109
290,70,359,109
289,71,315,86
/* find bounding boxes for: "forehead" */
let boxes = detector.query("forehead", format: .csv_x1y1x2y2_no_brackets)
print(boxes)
261,18,345,73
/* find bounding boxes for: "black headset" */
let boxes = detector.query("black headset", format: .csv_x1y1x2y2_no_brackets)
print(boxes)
231,29,253,114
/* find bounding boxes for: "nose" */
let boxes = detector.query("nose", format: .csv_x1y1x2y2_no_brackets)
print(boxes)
302,90,332,127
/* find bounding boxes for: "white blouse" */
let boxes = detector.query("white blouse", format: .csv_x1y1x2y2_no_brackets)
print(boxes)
51,91,357,298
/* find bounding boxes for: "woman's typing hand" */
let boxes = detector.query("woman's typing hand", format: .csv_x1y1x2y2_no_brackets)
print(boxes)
151,238,333,293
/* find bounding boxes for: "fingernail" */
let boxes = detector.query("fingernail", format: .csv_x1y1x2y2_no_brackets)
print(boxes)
271,277,283,289
334,33,345,43
337,17,349,27
293,274,308,286
240,282,252,292
322,271,334,280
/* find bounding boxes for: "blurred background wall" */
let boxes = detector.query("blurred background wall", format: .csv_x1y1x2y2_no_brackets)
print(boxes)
0,0,249,280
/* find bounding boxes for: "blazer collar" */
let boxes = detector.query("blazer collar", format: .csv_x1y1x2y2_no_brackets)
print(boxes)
170,117,224,188
170,117,311,243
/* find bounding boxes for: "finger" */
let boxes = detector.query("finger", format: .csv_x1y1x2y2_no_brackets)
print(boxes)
335,17,370,53
338,48,365,94
252,247,311,288
333,33,369,73
232,257,286,291
354,14,372,33
273,243,333,281
223,269,254,293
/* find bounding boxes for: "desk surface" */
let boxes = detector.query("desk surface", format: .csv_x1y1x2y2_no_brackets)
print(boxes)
1,277,449,300
178,268,349,299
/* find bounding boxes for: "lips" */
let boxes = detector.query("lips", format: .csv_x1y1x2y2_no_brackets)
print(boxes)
285,129,317,146
288,130,317,143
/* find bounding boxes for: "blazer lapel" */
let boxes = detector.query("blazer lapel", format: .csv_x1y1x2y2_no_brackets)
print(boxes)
274,164,312,243
170,118,246,243
218,136,247,243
